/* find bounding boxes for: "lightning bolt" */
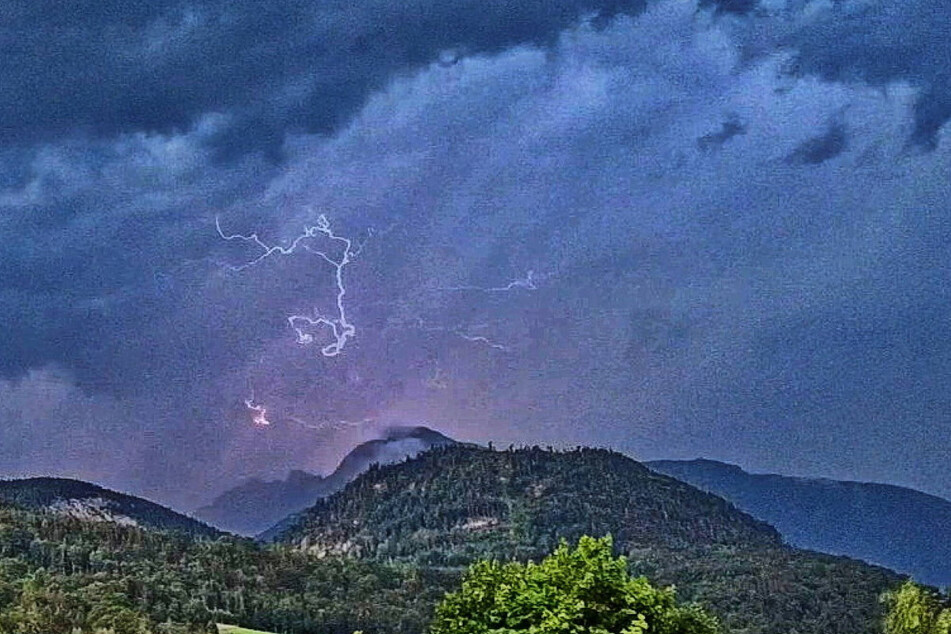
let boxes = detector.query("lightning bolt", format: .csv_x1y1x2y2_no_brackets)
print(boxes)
436,270,538,293
286,416,375,432
244,396,272,427
216,214,361,357
424,364,449,390
455,332,509,351
377,271,543,352
406,318,510,351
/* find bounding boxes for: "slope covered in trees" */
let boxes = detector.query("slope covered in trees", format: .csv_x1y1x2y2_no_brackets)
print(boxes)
0,478,219,539
0,500,446,633
0,447,909,634
197,426,457,537
275,445,903,634
272,445,782,558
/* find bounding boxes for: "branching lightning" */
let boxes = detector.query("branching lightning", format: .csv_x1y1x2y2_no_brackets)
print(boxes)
216,214,541,429
244,395,272,427
377,271,544,353
286,415,375,432
216,214,362,357
407,318,510,351
436,270,538,293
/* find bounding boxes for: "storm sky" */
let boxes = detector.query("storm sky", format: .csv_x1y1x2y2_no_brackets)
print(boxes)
2,0,949,511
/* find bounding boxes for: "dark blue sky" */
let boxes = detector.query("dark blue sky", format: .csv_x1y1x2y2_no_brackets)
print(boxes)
1,0,949,511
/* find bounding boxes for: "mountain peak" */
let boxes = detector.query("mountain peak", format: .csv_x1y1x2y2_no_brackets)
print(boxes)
379,425,455,443
196,426,457,536
274,444,782,553
649,458,748,476
269,444,900,634
331,426,457,479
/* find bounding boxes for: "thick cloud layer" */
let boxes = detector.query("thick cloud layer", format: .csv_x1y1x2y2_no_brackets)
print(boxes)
790,0,951,148
1,0,949,510
1,0,644,158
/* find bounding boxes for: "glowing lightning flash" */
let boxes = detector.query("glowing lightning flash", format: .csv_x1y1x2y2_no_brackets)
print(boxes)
244,396,272,427
405,318,510,352
216,214,359,357
437,270,538,293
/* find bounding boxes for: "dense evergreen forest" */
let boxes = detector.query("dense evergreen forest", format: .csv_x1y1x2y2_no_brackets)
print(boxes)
0,479,220,539
0,503,448,634
0,446,910,633
276,445,904,634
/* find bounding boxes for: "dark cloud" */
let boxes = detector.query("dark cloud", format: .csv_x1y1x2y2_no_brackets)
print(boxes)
789,0,951,149
0,123,274,388
787,120,847,165
1,0,951,510
698,0,759,15
697,117,746,151
0,0,646,159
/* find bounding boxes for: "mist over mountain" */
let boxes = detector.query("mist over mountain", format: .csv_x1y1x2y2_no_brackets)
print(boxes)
196,425,457,535
0,477,219,538
647,459,951,587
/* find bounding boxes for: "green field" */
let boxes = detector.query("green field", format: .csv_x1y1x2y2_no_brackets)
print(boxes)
217,625,278,634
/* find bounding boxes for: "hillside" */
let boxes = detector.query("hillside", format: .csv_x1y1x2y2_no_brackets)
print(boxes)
274,445,903,634
0,477,220,538
272,445,782,556
196,426,457,536
0,499,447,633
647,458,951,587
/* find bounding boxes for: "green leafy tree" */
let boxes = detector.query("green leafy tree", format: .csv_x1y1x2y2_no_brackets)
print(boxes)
883,581,951,634
429,535,719,634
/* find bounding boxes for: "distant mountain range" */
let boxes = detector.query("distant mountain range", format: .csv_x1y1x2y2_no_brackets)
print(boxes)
0,477,219,538
272,444,901,634
195,425,457,535
647,458,951,587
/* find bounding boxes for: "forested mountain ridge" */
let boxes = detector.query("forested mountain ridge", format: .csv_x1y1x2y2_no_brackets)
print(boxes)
0,477,220,538
273,444,903,634
0,447,907,634
0,499,447,633
196,426,457,536
647,458,951,587
272,445,783,557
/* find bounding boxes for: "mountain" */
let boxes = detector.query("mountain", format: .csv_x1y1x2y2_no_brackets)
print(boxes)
0,477,220,538
272,444,902,634
196,425,457,536
272,444,783,554
0,488,443,634
647,458,951,588
194,469,327,537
